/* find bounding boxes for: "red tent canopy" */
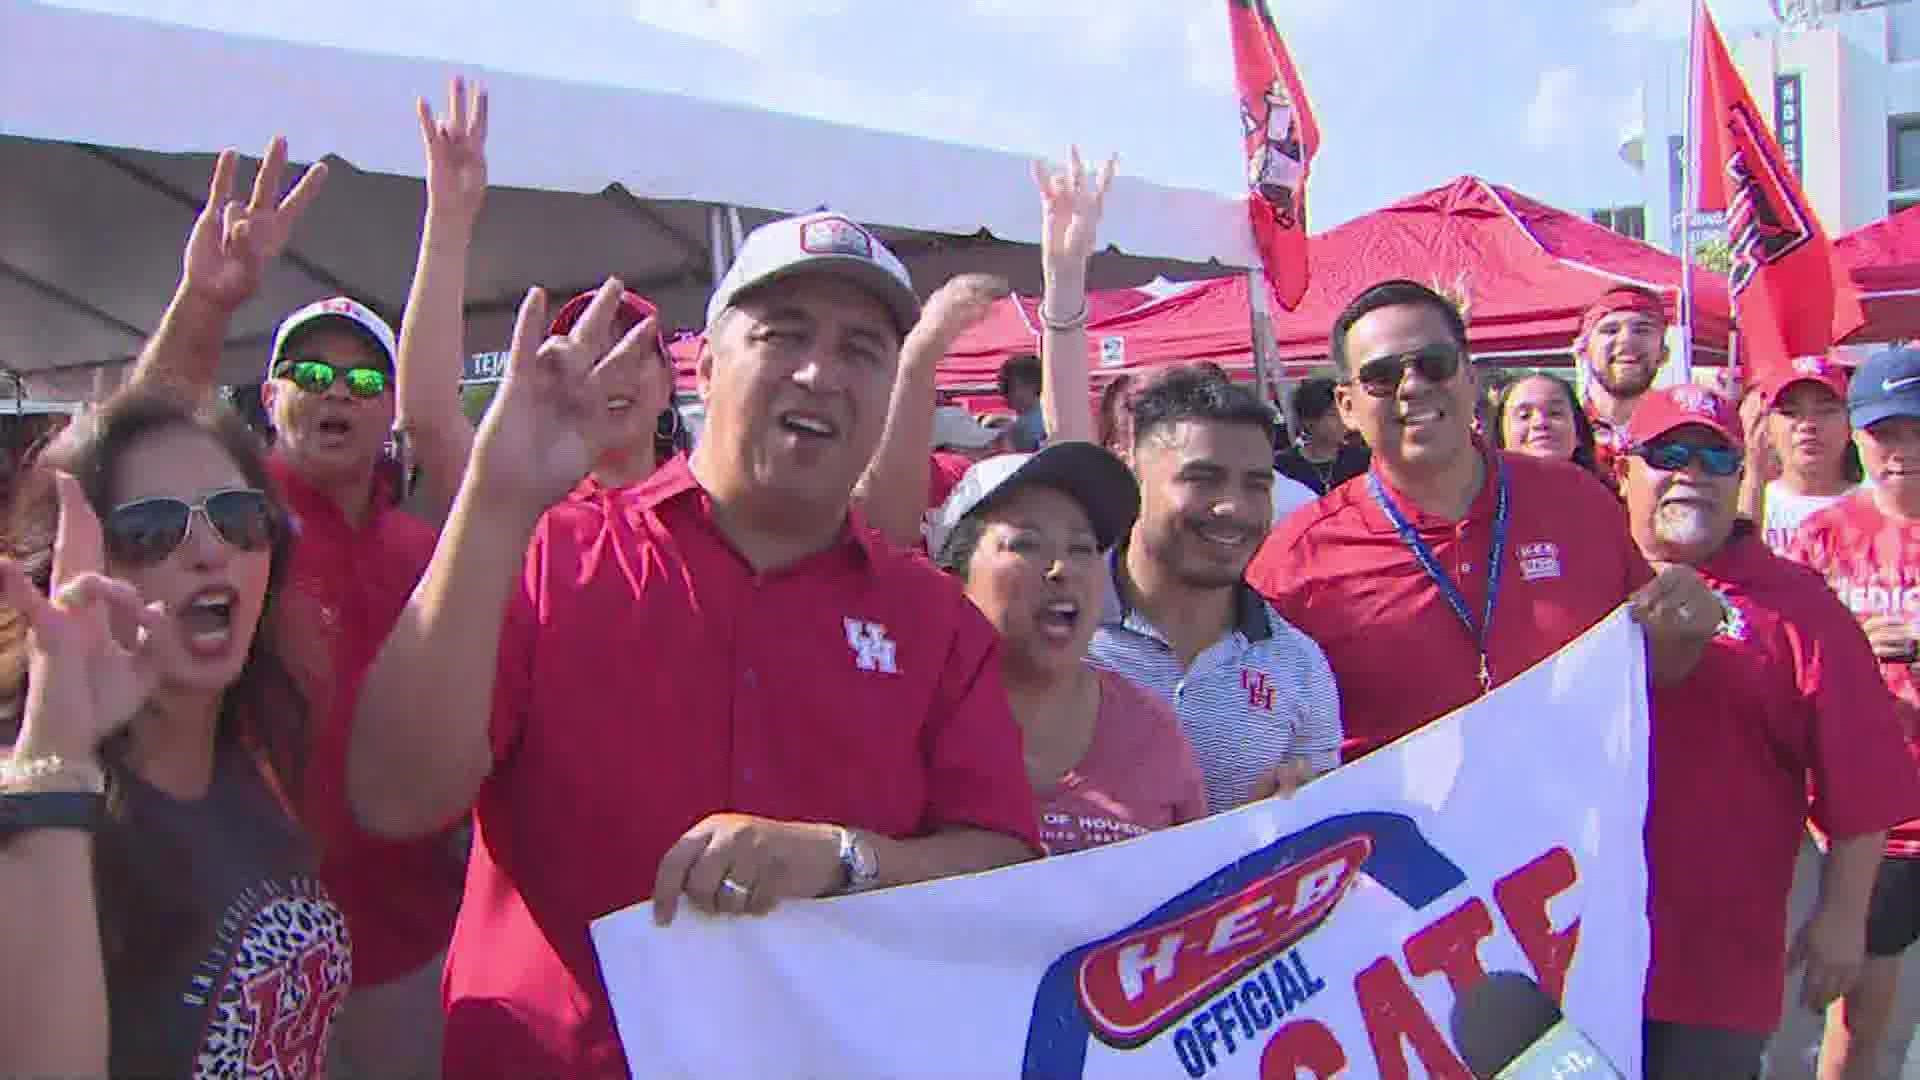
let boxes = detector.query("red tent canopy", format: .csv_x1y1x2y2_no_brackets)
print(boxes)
1267,176,1733,361
1836,206,1920,344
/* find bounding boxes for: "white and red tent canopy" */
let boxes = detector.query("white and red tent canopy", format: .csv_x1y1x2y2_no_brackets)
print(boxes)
1836,205,1920,345
0,0,1254,400
930,176,1738,399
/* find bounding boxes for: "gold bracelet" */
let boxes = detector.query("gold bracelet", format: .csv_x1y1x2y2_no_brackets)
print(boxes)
0,753,106,794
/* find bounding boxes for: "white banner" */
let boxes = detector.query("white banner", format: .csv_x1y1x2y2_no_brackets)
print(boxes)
591,609,1652,1079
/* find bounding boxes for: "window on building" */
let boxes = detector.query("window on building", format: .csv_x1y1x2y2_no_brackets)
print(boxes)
1891,116,1920,190
1892,196,1920,217
1589,205,1646,242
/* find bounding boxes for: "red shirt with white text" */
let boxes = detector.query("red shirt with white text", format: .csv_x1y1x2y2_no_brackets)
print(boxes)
1784,490,1920,857
442,457,1040,1078
1246,450,1652,760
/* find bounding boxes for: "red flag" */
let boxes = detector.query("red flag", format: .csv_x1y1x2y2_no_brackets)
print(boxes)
1229,0,1319,310
1692,1,1862,381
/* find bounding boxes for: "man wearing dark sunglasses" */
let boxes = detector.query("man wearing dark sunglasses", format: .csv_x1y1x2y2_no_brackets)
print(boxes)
1621,385,1920,1079
1248,279,1724,764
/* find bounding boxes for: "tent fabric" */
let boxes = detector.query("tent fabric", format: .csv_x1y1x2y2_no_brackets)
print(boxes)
934,177,1737,392
1835,206,1920,344
1265,176,1733,362
0,0,1251,396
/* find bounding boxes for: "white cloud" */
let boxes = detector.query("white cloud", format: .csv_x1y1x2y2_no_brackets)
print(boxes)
1525,67,1581,149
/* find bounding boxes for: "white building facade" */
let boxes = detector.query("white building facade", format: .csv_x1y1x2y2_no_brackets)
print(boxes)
1624,0,1920,254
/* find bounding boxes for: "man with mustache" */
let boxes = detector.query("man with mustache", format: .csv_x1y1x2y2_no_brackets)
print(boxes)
1088,366,1340,812
1579,285,1670,492
1623,385,1919,1079
1246,279,1723,763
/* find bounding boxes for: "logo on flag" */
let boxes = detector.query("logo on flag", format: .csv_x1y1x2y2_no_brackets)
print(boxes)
1227,0,1318,310
1720,102,1814,298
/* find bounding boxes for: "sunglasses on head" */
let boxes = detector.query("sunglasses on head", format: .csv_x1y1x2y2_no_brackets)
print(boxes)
104,489,276,567
1633,440,1741,477
274,359,390,398
1349,343,1465,397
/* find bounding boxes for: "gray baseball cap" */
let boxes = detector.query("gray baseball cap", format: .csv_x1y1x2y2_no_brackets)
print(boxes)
927,442,1139,559
706,212,920,338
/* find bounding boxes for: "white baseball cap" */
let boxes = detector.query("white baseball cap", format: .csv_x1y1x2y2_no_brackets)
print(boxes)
926,442,1139,560
268,297,399,378
706,212,920,337
931,405,998,450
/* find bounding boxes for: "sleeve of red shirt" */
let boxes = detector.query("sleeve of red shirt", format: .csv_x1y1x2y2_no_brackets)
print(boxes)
486,522,546,766
917,594,1043,851
1792,591,1920,838
1245,510,1312,624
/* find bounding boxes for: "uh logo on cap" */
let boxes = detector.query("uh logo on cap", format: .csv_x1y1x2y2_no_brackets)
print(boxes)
799,216,876,259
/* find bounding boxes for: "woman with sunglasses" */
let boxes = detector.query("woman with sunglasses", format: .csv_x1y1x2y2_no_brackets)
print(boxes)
0,389,347,1077
1491,373,1602,477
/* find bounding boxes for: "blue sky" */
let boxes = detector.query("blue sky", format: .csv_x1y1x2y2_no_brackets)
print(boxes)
55,0,1778,230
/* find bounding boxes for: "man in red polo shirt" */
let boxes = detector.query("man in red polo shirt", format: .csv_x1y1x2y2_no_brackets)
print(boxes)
130,134,460,1078
1619,385,1919,1078
1246,279,1723,762
347,216,1040,1078
1578,285,1669,492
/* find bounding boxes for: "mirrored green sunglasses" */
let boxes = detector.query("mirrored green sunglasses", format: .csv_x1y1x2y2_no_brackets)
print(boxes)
275,359,389,398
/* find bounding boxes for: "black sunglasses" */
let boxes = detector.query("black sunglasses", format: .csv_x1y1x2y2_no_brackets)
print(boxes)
1633,441,1741,477
1349,343,1465,397
104,489,276,567
274,359,390,398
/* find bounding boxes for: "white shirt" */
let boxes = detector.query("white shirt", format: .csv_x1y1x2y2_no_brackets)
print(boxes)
1762,479,1856,555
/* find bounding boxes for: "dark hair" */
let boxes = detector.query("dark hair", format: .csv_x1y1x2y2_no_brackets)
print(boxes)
1330,280,1470,374
1096,374,1139,452
1129,364,1275,448
998,354,1042,399
0,387,313,984
1291,377,1339,425
1490,373,1601,475
934,514,989,580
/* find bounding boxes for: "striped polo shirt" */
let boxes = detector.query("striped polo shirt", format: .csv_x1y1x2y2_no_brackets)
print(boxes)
1088,555,1342,815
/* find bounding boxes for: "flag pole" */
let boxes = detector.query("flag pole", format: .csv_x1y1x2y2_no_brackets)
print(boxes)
1677,0,1702,384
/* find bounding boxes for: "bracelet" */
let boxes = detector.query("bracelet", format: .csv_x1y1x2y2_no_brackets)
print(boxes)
0,753,106,795
1039,300,1090,332
0,791,104,836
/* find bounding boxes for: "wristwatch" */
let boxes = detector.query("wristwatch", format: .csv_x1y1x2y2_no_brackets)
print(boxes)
0,791,103,837
835,826,879,895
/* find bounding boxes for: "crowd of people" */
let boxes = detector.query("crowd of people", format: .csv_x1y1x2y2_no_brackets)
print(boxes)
0,76,1915,1080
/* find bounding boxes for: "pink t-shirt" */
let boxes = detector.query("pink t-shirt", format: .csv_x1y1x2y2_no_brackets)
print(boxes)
1037,669,1209,854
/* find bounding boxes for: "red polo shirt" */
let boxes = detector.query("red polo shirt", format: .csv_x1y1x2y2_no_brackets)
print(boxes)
1246,449,1651,760
1645,527,1920,1031
442,457,1039,1078
267,456,463,987
1784,491,1920,858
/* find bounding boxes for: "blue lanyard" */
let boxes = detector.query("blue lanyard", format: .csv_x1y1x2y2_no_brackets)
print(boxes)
1367,459,1509,693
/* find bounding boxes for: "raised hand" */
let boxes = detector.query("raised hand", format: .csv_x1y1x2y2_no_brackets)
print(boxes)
907,272,1010,350
1032,147,1117,271
419,75,489,229
5,474,168,762
180,137,328,313
469,279,657,519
